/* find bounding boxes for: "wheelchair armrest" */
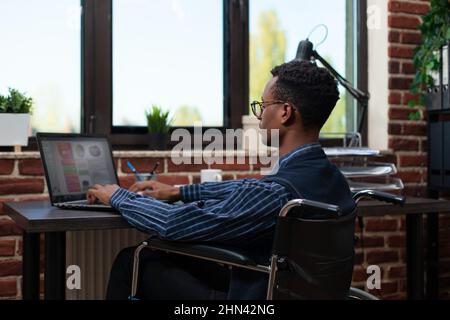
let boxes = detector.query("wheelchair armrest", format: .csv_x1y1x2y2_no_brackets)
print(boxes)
146,238,263,269
279,199,341,219
353,190,405,205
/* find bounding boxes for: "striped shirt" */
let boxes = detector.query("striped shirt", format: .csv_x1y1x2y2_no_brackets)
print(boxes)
110,179,290,244
109,144,321,244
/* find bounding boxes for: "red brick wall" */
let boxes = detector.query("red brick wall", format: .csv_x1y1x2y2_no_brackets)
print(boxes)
0,157,48,299
387,0,429,199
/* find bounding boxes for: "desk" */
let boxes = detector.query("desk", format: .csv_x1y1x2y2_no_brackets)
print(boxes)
4,201,127,300
5,197,450,300
355,197,450,300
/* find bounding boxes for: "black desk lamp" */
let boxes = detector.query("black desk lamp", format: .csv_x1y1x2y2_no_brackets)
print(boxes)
295,38,370,136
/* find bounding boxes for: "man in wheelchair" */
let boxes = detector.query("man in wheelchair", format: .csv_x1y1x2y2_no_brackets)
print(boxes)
87,60,356,299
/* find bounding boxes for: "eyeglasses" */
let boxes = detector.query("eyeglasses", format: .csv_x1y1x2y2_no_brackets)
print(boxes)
250,100,289,119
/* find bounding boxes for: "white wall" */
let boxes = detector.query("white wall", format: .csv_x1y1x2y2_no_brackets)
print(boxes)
367,0,389,150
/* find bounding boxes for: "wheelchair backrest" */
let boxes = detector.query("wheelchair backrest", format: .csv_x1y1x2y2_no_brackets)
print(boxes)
271,204,356,299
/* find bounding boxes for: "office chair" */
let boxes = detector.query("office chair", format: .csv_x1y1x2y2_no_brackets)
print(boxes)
129,190,404,300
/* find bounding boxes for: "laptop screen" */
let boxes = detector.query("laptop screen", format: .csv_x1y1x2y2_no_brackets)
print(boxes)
37,134,118,203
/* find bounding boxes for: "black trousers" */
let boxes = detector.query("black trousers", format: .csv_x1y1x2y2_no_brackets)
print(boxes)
106,246,231,300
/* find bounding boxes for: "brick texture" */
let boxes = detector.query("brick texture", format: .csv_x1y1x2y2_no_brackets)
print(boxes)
120,158,164,174
167,158,208,172
18,159,44,176
0,260,22,277
0,278,17,298
0,218,22,236
388,1,430,15
0,240,16,256
0,178,45,195
0,160,14,175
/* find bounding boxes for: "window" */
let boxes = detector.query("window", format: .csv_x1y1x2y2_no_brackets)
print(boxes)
112,0,224,128
0,0,81,134
249,0,359,134
1,0,365,150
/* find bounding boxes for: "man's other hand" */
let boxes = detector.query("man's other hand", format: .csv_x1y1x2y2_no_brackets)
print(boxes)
129,180,181,202
87,184,120,205
129,180,172,193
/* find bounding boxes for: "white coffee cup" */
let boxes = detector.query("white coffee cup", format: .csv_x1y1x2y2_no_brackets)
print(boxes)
201,169,222,183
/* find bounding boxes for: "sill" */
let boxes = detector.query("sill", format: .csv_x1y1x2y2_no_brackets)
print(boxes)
0,151,41,159
0,149,276,160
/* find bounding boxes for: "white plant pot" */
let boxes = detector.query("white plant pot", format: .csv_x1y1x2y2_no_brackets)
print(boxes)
0,114,31,146
241,115,274,153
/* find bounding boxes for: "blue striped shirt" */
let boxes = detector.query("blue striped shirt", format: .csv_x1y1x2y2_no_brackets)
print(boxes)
109,144,321,244
110,179,290,244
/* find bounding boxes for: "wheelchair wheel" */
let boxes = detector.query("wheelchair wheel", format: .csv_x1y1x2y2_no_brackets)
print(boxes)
347,287,379,300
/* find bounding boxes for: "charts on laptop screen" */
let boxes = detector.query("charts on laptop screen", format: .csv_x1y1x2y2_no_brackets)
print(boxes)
41,138,117,197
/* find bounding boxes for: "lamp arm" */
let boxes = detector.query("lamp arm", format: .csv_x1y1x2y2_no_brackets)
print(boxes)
312,50,370,134
313,50,369,105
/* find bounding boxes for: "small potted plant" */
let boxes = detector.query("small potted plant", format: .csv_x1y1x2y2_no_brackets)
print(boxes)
0,88,33,149
408,0,450,118
145,105,172,150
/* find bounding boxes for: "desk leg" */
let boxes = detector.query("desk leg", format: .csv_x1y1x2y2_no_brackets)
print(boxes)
22,232,40,300
426,188,440,300
406,214,424,299
426,212,439,299
44,232,66,300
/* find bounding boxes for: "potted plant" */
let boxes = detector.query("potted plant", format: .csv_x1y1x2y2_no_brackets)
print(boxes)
145,105,172,150
242,114,263,152
0,88,33,148
408,0,450,119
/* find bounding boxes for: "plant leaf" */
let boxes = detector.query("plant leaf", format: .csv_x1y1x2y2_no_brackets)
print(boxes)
146,105,172,133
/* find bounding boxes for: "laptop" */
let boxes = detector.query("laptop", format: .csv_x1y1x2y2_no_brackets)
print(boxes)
36,133,119,212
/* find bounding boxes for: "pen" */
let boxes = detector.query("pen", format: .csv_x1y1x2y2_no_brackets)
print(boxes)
149,162,160,181
127,161,145,181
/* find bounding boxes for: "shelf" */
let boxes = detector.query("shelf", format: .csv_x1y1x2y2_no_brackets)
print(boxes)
347,177,404,192
324,147,380,157
335,161,397,178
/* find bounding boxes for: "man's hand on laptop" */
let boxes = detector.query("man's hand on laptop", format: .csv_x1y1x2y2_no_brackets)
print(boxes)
87,184,120,205
129,181,181,202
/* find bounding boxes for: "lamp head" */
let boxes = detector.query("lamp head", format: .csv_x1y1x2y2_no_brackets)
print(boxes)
295,38,314,62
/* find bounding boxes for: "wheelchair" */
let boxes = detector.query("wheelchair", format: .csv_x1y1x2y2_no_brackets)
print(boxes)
129,189,404,300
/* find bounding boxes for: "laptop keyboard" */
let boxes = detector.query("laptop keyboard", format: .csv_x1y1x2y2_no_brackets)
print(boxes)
55,199,112,209
64,200,90,205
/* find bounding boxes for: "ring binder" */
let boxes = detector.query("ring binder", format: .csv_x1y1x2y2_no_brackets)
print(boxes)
429,120,444,188
427,41,450,191
443,44,449,110
444,121,450,188
425,49,442,111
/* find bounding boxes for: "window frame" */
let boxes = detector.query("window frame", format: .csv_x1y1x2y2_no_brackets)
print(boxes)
12,0,367,151
82,0,248,149
356,0,368,146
